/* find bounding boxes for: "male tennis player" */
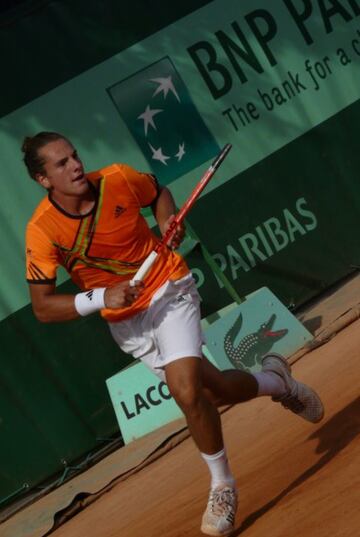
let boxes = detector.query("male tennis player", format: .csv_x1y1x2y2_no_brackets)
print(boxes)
23,132,324,536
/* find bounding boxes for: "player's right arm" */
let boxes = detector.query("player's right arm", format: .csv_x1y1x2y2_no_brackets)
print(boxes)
29,280,144,323
26,221,143,323
29,282,79,322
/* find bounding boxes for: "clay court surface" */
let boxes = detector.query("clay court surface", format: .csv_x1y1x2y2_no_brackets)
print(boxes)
46,315,360,537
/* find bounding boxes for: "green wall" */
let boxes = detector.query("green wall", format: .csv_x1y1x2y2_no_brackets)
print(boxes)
1,0,360,505
189,98,360,311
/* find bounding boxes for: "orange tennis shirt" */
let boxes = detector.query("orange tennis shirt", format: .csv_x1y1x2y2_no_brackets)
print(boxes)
25,163,189,322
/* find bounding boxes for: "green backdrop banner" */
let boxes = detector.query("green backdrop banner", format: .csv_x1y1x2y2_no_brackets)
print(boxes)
0,279,133,504
1,0,360,505
188,98,360,313
1,0,360,321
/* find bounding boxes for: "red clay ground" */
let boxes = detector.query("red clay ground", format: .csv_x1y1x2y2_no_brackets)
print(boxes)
49,316,360,537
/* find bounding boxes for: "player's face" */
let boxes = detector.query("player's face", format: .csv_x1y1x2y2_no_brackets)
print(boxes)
36,139,89,197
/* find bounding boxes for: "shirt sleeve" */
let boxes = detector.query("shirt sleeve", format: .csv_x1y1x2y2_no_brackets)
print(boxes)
26,223,59,284
119,164,160,207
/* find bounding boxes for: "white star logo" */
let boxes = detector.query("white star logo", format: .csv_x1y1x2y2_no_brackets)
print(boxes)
148,143,171,166
175,142,186,161
150,76,180,102
138,105,163,136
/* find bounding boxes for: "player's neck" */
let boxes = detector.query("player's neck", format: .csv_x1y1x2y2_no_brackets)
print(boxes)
50,187,96,217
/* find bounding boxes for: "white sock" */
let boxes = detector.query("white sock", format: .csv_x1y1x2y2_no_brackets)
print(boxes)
201,448,236,489
253,371,287,397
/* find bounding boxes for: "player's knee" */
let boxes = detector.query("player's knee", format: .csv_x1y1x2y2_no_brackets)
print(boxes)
169,382,201,413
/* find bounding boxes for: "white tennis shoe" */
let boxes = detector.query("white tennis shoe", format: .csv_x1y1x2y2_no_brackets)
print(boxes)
262,353,324,423
201,484,238,536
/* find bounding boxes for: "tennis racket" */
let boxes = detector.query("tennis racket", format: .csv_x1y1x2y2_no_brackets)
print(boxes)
130,143,232,285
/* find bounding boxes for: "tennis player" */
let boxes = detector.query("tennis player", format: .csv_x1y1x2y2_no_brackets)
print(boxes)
23,132,324,536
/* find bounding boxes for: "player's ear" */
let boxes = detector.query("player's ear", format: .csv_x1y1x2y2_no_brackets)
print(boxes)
35,172,51,189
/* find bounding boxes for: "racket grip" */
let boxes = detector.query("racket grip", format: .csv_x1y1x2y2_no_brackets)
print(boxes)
130,251,158,286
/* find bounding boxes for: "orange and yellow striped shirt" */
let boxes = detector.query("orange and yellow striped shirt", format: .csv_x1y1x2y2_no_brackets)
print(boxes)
25,163,189,321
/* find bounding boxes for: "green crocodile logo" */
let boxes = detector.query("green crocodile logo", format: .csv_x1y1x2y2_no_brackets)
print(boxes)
224,313,288,371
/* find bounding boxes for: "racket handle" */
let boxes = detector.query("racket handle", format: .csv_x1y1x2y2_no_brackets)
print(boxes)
130,250,158,286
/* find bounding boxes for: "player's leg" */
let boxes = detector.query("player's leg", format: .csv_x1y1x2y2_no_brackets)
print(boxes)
109,283,236,536
200,354,324,423
164,356,224,454
200,356,283,405
164,356,238,537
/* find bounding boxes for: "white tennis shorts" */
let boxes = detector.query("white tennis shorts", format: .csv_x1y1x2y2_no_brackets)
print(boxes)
108,274,203,380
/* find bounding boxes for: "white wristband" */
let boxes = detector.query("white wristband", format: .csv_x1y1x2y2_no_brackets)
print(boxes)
74,288,106,316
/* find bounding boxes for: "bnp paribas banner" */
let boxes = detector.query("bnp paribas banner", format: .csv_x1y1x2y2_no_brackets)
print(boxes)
1,0,360,322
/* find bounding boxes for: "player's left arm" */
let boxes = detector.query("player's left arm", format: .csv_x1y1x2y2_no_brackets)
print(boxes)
151,185,185,249
121,163,186,249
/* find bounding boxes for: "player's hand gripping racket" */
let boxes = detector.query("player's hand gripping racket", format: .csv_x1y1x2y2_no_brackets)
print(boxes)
130,143,232,285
